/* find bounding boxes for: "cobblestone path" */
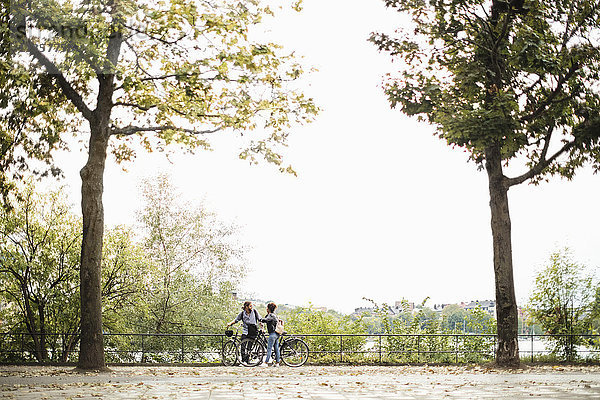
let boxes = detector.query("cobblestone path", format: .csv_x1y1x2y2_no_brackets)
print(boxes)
2,365,600,399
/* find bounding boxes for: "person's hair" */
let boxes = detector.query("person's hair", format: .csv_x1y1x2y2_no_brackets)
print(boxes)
242,301,252,310
267,302,277,313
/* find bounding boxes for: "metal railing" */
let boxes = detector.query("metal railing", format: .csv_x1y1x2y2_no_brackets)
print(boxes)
1,332,599,365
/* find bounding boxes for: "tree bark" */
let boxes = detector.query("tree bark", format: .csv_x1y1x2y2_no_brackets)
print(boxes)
61,334,75,362
77,119,109,370
21,285,44,362
38,302,48,361
485,144,520,367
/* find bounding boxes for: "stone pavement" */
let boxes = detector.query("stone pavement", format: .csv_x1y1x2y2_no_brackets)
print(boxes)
2,364,600,399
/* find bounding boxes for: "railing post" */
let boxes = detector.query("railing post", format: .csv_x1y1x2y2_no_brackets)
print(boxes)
141,334,145,363
569,334,573,362
379,335,382,364
181,334,185,363
417,335,421,363
455,334,458,363
339,335,343,363
531,334,534,363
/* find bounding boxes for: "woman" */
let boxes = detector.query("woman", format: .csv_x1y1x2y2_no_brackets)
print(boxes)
226,301,260,363
260,302,281,367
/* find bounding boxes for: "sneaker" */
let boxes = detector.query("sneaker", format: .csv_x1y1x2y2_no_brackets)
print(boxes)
273,362,280,367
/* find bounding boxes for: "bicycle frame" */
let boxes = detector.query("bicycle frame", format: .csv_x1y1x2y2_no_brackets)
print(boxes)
256,328,297,348
223,325,309,367
260,329,309,366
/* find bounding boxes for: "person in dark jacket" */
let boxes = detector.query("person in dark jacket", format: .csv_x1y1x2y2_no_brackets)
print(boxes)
260,302,281,366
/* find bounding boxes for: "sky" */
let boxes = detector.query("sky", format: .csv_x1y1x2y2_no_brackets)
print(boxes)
56,0,599,315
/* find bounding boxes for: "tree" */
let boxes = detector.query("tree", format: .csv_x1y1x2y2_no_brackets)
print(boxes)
0,8,67,209
0,185,150,362
3,0,316,369
464,307,496,334
0,180,241,362
371,0,600,365
0,184,80,362
591,287,600,334
100,225,150,334
0,68,66,209
441,304,467,331
528,249,595,359
133,174,244,334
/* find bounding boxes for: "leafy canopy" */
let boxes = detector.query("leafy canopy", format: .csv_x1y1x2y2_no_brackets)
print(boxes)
0,183,154,360
0,177,246,354
371,0,600,180
2,0,317,176
130,174,245,334
0,184,80,339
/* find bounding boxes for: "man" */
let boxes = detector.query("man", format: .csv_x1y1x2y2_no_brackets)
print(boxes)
227,301,260,363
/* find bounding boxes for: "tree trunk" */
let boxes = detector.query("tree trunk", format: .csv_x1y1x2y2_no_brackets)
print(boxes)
77,120,109,370
485,145,520,367
38,302,48,361
21,286,44,362
61,333,80,363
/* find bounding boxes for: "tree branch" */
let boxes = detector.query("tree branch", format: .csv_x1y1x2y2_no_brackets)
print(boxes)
123,23,188,46
562,1,600,53
520,63,580,123
111,125,221,136
25,38,93,120
112,102,158,112
539,125,554,162
114,72,252,92
96,7,125,117
506,139,575,187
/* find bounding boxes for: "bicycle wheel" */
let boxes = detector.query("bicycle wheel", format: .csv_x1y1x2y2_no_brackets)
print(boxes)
239,338,265,367
221,340,239,366
280,338,309,367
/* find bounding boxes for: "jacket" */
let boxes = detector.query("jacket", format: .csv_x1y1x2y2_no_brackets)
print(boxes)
260,312,279,334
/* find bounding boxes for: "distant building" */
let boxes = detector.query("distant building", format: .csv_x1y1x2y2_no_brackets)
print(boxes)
352,299,499,318
353,302,411,316
463,300,496,316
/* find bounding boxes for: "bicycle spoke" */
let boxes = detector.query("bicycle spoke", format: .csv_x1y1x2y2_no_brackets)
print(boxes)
221,340,238,366
281,338,309,367
240,338,265,367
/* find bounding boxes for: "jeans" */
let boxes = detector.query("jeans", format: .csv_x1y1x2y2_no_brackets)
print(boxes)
265,332,280,363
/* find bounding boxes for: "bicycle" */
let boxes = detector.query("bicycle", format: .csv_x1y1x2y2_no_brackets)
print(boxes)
239,327,309,367
221,328,241,366
221,326,268,366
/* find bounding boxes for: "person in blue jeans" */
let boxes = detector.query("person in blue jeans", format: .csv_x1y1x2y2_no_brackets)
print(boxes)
260,302,281,366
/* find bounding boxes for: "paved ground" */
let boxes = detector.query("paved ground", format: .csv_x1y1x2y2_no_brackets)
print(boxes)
2,365,600,399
